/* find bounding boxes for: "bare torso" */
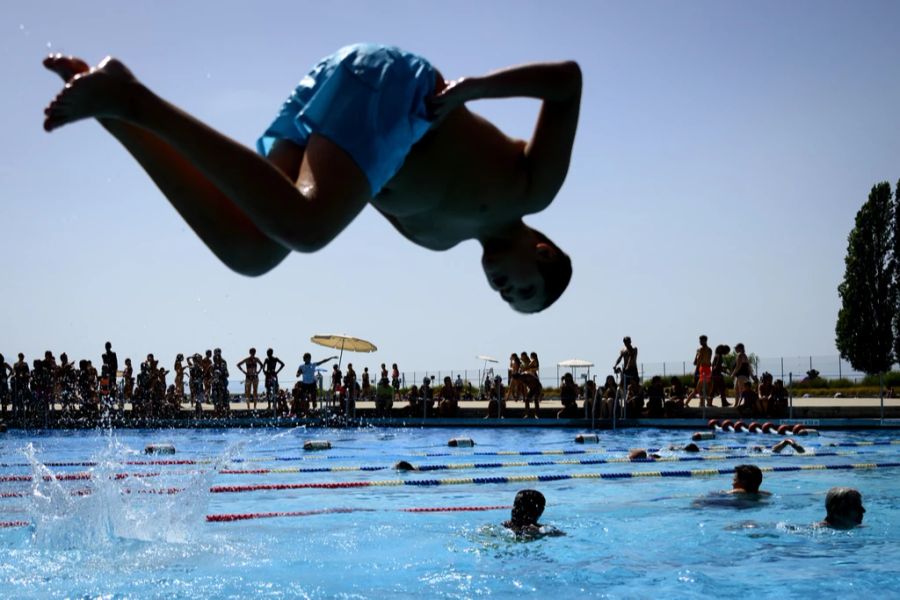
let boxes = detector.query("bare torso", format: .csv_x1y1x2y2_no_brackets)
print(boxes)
372,106,529,250
695,346,712,367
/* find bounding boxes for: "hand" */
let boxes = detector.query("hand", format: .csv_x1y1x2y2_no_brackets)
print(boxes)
427,77,480,120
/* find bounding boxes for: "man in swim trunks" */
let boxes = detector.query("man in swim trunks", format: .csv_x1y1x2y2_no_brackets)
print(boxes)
42,45,581,313
686,335,712,407
263,348,285,411
613,336,639,388
102,342,118,404
237,347,264,411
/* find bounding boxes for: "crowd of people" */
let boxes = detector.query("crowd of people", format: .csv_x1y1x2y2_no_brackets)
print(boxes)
553,335,791,420
0,336,805,423
0,344,477,422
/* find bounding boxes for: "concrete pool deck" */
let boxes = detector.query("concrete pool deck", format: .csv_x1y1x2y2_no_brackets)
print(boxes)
3,395,899,429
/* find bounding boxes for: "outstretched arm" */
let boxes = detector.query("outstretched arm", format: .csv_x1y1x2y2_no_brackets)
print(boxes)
429,61,582,208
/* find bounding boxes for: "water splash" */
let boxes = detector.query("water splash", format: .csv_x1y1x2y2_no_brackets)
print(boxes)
21,435,245,550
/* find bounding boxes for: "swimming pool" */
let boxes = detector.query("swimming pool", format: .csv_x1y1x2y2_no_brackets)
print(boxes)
1,427,898,598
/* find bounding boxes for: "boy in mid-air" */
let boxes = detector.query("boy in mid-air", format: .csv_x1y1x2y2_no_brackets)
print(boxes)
43,44,581,312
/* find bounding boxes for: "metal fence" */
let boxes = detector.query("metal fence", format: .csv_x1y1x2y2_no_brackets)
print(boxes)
222,355,888,395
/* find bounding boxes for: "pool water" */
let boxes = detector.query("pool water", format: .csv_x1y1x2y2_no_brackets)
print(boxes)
1,427,898,598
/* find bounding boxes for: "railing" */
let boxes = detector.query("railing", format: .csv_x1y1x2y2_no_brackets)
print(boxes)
212,355,891,396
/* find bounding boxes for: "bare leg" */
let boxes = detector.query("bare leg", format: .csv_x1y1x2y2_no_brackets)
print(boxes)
44,55,289,275
43,56,370,264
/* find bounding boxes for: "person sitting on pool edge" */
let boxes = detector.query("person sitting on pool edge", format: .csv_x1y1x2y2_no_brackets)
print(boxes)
818,487,865,529
503,489,564,539
557,372,580,419
42,44,580,313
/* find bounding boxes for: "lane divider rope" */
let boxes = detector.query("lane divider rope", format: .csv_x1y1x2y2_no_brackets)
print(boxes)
208,461,900,494
3,439,895,469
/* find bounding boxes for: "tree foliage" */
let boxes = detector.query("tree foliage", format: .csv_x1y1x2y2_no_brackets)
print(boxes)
835,182,897,374
894,181,900,362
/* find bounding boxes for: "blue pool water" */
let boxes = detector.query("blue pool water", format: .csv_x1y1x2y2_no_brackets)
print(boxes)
1,427,899,598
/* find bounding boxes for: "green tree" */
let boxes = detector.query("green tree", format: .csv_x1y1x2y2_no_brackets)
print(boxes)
836,182,897,374
894,180,900,362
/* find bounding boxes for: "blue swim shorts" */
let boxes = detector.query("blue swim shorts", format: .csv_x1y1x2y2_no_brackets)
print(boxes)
257,43,437,195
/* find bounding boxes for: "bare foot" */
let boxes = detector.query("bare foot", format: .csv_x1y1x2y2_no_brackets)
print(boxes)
43,56,138,131
43,54,90,83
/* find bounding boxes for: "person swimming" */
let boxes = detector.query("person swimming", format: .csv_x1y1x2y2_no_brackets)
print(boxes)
818,487,865,529
42,44,581,313
502,489,564,539
693,464,771,509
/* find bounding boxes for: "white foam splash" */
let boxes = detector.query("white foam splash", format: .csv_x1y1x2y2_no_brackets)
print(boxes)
21,435,246,550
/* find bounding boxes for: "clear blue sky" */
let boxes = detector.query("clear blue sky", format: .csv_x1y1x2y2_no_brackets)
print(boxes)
3,0,899,377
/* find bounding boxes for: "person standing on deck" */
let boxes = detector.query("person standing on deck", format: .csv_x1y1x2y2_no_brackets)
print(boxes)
613,336,639,388
297,353,337,411
237,347,264,410
686,335,712,407
263,348,285,411
102,342,118,405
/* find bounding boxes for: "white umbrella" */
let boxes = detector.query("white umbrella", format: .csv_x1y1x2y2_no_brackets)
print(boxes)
557,359,594,368
311,333,377,418
476,354,499,374
477,354,499,372
557,358,594,384
476,355,499,397
311,334,377,367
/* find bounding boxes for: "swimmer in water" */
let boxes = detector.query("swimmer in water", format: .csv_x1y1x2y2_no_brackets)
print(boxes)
727,464,770,497
627,449,661,460
818,487,865,529
503,489,564,539
42,45,581,313
748,438,806,454
666,442,701,453
693,464,770,508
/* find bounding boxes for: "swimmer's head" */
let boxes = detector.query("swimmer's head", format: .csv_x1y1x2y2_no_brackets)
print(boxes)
733,464,763,493
481,223,571,313
394,460,417,471
628,449,648,460
683,443,700,453
509,489,546,527
825,487,865,528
